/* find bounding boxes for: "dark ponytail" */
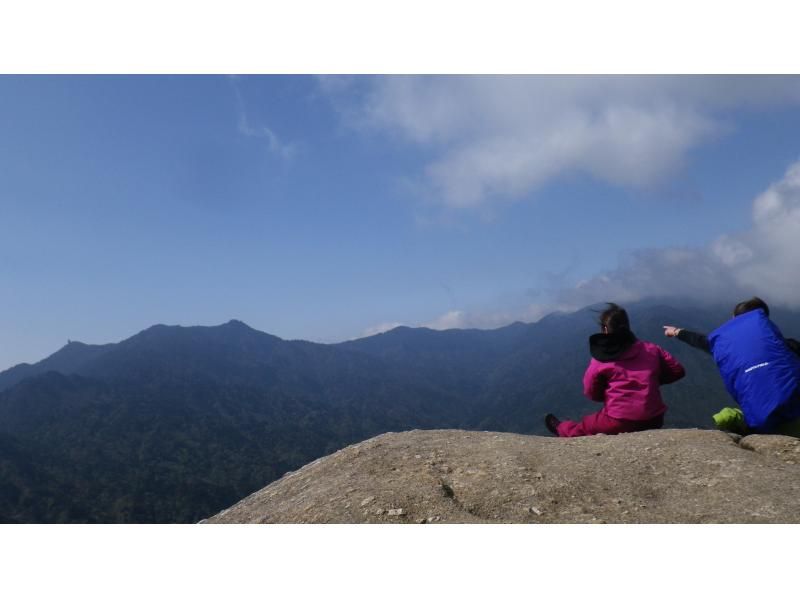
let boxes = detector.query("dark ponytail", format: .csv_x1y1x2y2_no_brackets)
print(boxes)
598,303,630,333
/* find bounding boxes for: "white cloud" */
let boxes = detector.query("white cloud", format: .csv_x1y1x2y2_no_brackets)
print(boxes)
322,75,800,207
551,159,800,309
722,161,800,304
355,159,800,337
711,236,753,267
413,303,568,333
422,310,468,330
232,79,298,160
238,121,298,160
357,303,569,338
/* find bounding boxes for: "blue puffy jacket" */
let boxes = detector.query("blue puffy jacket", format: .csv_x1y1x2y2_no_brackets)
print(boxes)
709,309,800,431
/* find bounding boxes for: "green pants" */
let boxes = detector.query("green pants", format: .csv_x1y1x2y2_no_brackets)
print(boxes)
712,407,800,438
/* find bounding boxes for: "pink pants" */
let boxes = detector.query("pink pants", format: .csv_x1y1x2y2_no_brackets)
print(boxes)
556,408,665,438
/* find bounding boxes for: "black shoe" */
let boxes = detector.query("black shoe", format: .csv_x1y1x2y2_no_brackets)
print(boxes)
544,413,561,436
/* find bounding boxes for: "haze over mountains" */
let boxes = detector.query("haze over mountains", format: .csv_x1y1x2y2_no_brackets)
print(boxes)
2,299,799,523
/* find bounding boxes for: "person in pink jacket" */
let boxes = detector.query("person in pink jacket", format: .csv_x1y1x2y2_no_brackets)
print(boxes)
545,303,686,437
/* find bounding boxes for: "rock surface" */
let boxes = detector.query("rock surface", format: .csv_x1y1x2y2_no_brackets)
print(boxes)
203,428,800,524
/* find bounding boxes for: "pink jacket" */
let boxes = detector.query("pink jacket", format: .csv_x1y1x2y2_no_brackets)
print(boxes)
583,340,685,421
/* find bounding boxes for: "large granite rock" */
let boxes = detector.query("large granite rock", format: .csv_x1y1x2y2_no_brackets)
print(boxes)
204,428,800,523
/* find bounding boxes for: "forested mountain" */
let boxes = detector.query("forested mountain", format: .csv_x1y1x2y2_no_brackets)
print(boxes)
2,300,798,523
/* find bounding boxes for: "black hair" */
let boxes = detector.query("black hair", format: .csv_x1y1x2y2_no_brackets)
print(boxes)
598,303,630,333
733,297,769,318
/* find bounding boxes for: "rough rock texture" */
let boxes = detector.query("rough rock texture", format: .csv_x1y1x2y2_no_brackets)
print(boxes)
203,429,800,524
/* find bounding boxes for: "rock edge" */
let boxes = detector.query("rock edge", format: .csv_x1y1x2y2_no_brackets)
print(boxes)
203,428,800,524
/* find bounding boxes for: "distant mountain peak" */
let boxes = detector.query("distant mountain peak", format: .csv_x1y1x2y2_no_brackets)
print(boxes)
57,339,93,352
135,319,257,336
222,319,252,329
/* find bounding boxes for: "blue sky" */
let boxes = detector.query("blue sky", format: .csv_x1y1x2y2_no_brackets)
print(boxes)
3,75,800,369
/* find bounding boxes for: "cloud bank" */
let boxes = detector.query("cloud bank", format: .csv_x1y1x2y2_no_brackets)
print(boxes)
323,75,800,207
555,160,800,309
359,160,800,335
332,77,800,335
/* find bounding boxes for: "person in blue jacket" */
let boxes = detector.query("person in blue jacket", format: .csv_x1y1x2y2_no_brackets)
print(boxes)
663,297,800,437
